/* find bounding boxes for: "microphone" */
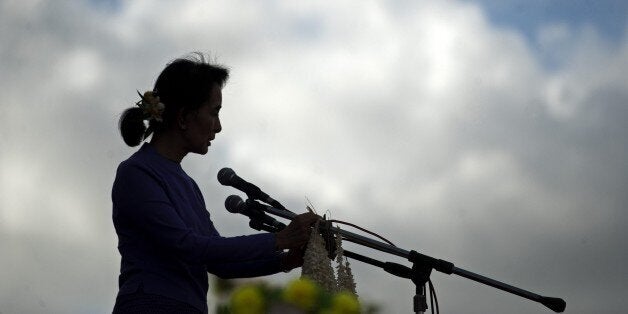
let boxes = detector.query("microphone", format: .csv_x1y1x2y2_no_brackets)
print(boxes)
249,220,282,233
225,195,286,230
218,168,287,210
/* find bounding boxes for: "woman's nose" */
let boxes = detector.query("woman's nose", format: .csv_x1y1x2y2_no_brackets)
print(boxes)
214,118,222,133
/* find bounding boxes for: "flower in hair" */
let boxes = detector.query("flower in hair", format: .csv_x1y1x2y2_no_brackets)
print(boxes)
136,90,165,122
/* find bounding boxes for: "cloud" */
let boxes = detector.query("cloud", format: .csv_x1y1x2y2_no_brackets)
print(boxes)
1,0,627,313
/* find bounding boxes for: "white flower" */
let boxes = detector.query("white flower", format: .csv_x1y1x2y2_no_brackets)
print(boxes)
137,90,165,122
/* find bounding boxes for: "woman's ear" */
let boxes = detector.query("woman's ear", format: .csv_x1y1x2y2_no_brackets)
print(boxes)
176,108,188,130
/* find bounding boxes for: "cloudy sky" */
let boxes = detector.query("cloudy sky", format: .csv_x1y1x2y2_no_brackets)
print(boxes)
1,0,627,313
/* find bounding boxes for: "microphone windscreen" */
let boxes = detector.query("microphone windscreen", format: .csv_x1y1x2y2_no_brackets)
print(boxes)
217,167,236,186
225,195,244,213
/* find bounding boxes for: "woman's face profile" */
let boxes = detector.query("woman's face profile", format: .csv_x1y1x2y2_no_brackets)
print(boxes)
183,84,223,155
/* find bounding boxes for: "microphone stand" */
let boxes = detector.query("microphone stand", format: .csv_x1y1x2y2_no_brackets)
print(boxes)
255,202,566,313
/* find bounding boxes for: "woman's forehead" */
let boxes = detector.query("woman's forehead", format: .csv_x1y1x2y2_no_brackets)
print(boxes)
201,85,222,109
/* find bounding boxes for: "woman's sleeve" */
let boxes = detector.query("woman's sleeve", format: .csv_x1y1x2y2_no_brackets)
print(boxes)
113,163,278,264
207,252,286,279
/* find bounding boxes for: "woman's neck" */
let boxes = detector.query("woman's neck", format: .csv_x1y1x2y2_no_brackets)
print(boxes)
149,132,188,163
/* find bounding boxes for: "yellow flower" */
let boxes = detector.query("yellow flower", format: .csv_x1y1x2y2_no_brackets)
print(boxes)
230,285,265,314
329,292,360,314
283,278,319,311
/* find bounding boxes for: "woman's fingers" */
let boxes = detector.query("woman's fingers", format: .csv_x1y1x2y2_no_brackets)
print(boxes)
276,212,321,249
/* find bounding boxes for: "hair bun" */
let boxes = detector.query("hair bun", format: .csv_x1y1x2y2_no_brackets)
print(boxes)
119,107,147,147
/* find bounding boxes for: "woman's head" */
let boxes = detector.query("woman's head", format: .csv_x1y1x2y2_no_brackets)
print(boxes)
119,53,229,147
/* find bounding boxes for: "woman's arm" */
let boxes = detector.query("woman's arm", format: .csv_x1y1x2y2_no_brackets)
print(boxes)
113,164,278,264
207,249,307,279
207,253,283,279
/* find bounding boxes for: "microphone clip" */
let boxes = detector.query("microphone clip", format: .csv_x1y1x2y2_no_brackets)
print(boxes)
245,198,287,231
244,198,269,216
249,219,282,233
316,215,339,260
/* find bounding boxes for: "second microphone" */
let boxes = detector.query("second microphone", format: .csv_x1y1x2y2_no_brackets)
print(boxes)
225,195,287,230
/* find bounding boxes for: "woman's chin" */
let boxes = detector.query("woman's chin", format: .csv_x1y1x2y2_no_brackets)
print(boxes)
194,146,209,155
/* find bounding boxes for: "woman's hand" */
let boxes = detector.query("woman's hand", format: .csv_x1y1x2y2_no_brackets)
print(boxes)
280,247,308,271
275,212,320,250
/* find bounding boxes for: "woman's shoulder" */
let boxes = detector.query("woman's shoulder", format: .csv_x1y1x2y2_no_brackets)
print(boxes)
112,154,165,200
116,143,159,171
116,152,146,175
114,146,163,184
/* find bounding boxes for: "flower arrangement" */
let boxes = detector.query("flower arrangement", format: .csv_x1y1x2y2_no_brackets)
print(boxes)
221,278,361,314
301,222,357,296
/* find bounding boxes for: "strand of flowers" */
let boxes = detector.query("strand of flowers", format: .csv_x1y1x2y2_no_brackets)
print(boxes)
335,228,357,295
301,220,338,293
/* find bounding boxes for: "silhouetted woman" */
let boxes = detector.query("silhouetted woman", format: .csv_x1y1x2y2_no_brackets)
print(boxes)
112,54,318,313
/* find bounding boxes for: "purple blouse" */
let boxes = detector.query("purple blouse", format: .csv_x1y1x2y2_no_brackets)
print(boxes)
112,143,281,313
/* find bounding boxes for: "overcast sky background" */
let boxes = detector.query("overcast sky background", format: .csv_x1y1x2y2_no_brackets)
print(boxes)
1,0,627,313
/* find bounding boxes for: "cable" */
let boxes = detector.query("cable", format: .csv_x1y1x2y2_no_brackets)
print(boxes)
428,280,440,314
328,219,397,247
429,282,435,314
